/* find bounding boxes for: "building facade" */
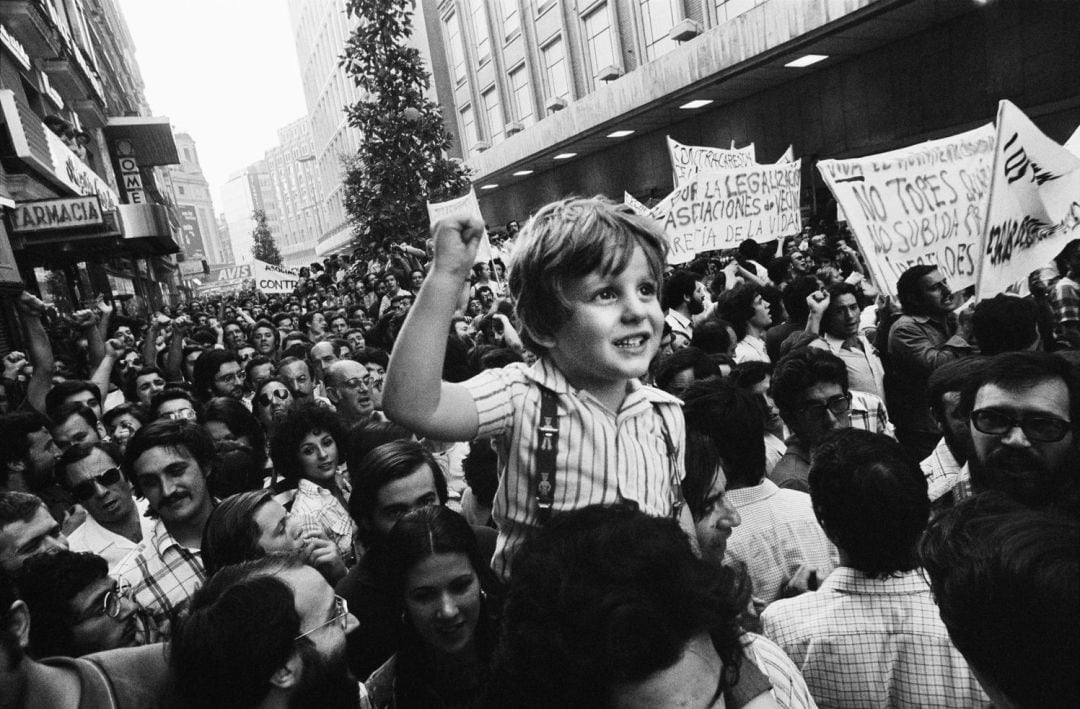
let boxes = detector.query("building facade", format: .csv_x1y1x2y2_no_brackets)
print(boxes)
161,132,228,266
418,0,1079,227
0,0,181,351
265,116,323,269
220,160,281,265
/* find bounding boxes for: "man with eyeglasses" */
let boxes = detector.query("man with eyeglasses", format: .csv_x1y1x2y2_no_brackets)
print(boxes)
17,550,148,657
58,442,153,572
770,348,889,493
170,554,369,709
193,350,246,404
961,352,1080,512
324,360,377,427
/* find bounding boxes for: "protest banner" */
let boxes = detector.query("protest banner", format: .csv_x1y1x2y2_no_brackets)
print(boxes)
624,191,651,216
427,188,493,263
976,101,1080,299
1066,124,1080,157
667,136,756,186
776,145,795,163
817,124,995,298
660,160,802,264
253,259,299,294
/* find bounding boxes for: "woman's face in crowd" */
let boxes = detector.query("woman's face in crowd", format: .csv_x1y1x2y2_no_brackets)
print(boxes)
298,429,338,482
404,552,481,658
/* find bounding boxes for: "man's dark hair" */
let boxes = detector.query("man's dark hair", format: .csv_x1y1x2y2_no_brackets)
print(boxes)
926,356,987,423
781,276,821,325
462,438,499,511
149,387,200,421
347,440,447,546
810,429,928,578
44,380,101,417
122,420,215,497
770,348,849,414
171,554,307,709
737,238,760,261
488,504,745,707
268,403,346,488
354,347,389,370
344,420,415,472
0,412,51,488
653,347,719,395
0,490,46,529
896,264,938,315
683,378,766,492
244,355,273,386
16,550,108,658
660,270,701,311
192,350,240,402
690,318,735,356
125,366,166,403
971,295,1040,356
271,312,293,328
201,491,274,576
715,283,762,340
766,255,795,285
55,441,123,490
728,360,771,390
919,492,1079,708
958,352,1080,436
48,402,97,434
100,402,148,431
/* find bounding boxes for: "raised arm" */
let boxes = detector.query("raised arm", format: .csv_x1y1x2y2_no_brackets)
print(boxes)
383,215,484,441
17,292,54,414
90,338,123,403
163,315,190,382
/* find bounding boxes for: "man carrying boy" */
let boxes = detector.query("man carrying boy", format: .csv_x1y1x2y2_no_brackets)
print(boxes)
384,197,692,579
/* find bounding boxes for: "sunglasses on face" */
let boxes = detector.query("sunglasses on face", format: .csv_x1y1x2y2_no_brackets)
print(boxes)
257,389,290,407
971,408,1071,443
70,467,123,500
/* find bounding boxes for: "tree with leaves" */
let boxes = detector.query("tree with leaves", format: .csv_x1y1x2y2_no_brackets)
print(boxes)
341,0,472,254
250,209,282,265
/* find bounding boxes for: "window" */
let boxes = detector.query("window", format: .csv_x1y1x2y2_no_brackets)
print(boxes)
541,38,570,100
444,11,468,84
500,0,520,39
508,65,534,126
640,0,679,60
178,186,185,195
583,3,616,75
183,147,193,162
715,0,762,23
459,105,478,151
469,0,491,65
482,88,504,144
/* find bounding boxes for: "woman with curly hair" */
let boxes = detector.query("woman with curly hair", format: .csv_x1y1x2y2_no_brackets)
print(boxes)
270,402,357,567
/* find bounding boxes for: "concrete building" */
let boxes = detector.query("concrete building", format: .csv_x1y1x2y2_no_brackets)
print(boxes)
0,0,181,349
265,116,323,269
287,0,366,258
416,0,1079,227
161,132,228,266
220,160,281,265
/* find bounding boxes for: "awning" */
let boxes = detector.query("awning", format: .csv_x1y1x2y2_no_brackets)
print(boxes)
314,224,355,258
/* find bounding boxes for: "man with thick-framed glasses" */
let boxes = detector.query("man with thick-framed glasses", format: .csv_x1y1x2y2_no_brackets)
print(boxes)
17,550,152,658
960,351,1079,512
324,360,378,427
171,553,369,709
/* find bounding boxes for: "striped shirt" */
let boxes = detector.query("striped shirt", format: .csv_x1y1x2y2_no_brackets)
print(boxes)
920,438,973,502
463,358,685,580
762,568,990,708
114,519,205,639
741,633,819,709
724,480,838,606
290,478,358,566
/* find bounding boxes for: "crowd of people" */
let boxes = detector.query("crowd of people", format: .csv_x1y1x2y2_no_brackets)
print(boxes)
0,197,1076,708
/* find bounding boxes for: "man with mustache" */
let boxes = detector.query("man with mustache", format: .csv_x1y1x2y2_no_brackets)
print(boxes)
962,352,1079,513
114,420,214,638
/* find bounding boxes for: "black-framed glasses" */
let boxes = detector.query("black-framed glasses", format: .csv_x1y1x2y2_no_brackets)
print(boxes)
70,467,124,500
795,393,852,418
75,578,132,623
340,376,372,391
295,596,349,641
971,408,1071,443
257,389,290,407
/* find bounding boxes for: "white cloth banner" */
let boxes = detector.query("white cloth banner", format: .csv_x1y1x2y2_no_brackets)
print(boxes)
667,136,756,186
660,160,802,264
427,188,493,264
817,125,995,298
624,191,651,216
253,260,299,294
976,100,1080,298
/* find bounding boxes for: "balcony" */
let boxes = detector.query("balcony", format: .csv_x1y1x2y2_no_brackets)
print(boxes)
0,1,62,58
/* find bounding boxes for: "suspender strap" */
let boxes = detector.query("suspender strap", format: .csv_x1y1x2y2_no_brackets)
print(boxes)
535,389,559,522
656,407,685,520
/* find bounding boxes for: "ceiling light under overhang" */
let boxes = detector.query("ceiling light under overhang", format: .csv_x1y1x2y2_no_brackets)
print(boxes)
785,54,828,68
513,170,533,176
553,152,577,160
679,99,714,109
480,184,498,190
607,130,635,138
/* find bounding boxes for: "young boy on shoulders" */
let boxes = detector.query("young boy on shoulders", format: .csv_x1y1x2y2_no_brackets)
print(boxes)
383,197,692,578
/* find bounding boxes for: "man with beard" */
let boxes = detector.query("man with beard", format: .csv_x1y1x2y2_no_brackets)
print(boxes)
114,420,214,637
661,270,707,351
193,350,246,404
58,442,154,572
961,352,1079,513
171,554,368,709
0,412,69,525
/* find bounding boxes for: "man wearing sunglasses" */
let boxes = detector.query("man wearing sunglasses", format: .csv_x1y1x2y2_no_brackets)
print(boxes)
961,352,1079,511
58,443,153,572
171,553,367,709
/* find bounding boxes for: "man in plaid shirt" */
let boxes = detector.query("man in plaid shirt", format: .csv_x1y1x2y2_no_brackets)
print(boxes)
763,430,988,707
115,420,213,638
1049,239,1080,350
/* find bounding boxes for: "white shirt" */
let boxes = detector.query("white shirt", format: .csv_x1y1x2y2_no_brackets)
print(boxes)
68,497,155,573
735,334,770,364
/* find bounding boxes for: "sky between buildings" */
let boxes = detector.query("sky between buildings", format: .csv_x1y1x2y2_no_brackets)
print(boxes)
116,0,310,206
